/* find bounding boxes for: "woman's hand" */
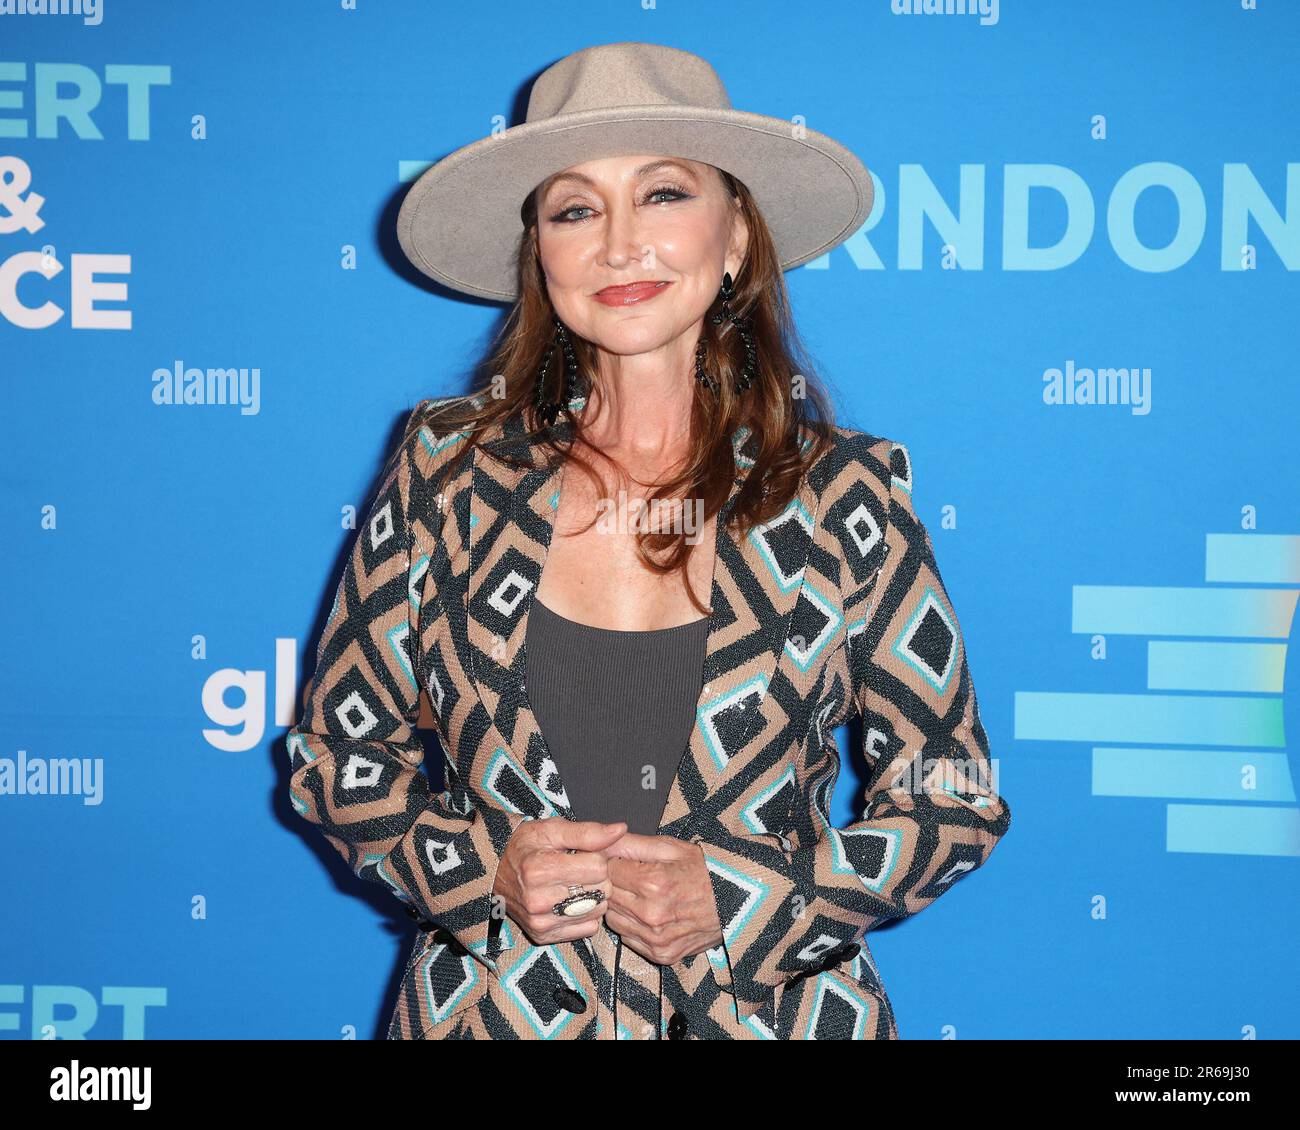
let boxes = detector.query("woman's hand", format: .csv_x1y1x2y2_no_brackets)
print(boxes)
493,818,627,947
601,834,725,965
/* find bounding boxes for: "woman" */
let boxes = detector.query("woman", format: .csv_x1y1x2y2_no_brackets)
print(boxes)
286,41,1011,1041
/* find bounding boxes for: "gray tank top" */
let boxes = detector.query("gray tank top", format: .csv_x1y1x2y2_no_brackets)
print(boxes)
524,597,710,836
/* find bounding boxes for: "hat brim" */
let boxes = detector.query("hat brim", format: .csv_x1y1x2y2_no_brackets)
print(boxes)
396,104,874,302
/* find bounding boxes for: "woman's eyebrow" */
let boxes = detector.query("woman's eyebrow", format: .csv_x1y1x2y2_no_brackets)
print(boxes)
539,160,698,200
631,158,697,181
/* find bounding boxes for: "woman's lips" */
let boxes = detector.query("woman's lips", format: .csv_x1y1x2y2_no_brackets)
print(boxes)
591,281,673,306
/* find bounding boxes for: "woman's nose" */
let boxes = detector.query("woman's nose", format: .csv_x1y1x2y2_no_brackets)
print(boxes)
600,198,646,267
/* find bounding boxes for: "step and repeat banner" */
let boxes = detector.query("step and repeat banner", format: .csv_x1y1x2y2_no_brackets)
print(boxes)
2,1,1296,1040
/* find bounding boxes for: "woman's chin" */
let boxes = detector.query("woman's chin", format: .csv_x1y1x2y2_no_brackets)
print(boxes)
585,319,688,356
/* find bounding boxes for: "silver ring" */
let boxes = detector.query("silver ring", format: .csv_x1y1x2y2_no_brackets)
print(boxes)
553,889,604,918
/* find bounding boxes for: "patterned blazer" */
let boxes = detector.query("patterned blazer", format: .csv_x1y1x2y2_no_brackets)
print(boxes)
286,396,1011,1041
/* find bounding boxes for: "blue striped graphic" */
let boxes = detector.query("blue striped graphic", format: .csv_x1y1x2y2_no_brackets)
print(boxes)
1014,691,1284,747
1092,747,1296,802
1147,640,1286,692
1166,804,1300,857
1205,533,1300,584
1072,585,1297,638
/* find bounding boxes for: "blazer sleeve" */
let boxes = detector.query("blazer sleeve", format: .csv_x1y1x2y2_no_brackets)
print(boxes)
692,438,1011,1023
285,410,525,975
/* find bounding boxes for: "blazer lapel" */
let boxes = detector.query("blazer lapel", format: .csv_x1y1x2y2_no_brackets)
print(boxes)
462,398,821,841
657,439,821,839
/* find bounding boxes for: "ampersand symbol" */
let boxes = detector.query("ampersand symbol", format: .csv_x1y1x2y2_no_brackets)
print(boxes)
0,156,46,235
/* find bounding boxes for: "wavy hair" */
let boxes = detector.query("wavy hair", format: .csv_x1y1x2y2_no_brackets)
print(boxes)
400,166,838,616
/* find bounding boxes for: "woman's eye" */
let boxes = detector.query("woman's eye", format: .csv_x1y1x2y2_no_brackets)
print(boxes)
548,184,693,224
551,205,593,223
645,184,693,205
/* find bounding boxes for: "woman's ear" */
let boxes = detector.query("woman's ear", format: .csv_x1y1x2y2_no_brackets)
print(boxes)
530,229,547,282
727,198,750,279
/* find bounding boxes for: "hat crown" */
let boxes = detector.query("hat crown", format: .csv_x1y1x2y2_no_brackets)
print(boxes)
396,41,873,300
526,42,733,122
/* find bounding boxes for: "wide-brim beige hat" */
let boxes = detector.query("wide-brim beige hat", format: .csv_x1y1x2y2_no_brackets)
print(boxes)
396,41,874,302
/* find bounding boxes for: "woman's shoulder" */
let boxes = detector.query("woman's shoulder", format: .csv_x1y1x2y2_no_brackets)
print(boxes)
408,394,468,436
403,395,476,458
810,422,909,492
387,397,479,510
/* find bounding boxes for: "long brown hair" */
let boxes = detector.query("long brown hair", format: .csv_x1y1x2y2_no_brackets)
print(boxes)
401,166,838,616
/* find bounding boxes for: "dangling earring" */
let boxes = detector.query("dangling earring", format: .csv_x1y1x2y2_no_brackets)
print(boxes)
703,271,757,395
534,316,578,426
694,339,719,396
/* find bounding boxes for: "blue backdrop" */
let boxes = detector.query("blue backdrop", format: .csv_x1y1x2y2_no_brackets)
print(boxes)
3,0,1296,1040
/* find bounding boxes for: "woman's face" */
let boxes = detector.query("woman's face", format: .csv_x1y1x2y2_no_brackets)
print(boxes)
532,154,749,361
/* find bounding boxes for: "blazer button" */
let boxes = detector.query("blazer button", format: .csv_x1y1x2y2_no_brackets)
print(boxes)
431,927,468,956
552,986,587,1014
667,1012,688,1040
816,942,857,973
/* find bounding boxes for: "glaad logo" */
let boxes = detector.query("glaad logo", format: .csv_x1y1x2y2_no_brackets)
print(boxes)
891,0,999,26
152,359,261,415
203,639,300,751
50,1061,150,1110
0,0,103,26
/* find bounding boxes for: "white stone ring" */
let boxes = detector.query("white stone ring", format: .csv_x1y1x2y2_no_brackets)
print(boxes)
554,888,604,917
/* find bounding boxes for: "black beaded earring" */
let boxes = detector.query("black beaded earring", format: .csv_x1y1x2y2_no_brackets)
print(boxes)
697,271,757,396
694,339,719,396
534,316,579,427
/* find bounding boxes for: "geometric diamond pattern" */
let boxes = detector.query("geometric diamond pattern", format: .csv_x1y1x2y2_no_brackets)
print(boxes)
749,497,814,592
894,583,958,693
786,579,843,671
500,946,587,1039
286,400,1011,1042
